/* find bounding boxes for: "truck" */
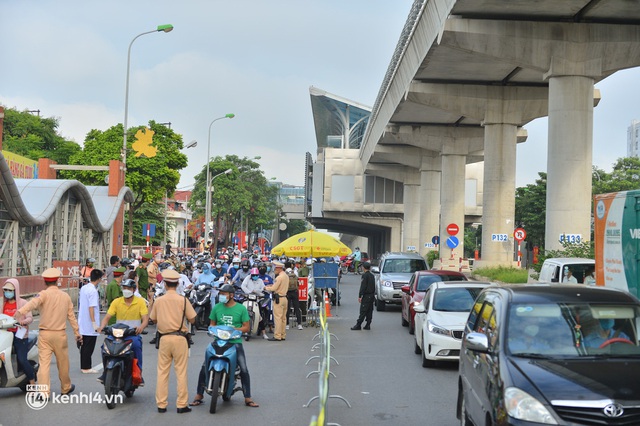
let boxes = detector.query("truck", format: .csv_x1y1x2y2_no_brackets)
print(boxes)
594,190,640,298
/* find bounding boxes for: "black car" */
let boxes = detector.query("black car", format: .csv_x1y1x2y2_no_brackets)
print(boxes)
457,284,640,426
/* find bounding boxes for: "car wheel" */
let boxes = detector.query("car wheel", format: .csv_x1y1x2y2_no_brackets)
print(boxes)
414,338,421,355
458,391,472,426
421,335,436,368
375,297,386,312
401,311,409,327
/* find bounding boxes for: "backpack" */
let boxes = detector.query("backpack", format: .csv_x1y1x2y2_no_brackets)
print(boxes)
288,273,298,292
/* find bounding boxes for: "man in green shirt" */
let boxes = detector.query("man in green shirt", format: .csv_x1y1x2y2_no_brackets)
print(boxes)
105,266,125,325
189,284,259,408
136,253,152,300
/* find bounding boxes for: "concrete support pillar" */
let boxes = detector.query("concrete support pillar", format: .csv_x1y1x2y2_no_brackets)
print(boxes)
419,156,440,255
403,182,421,252
440,152,466,260
545,76,594,250
481,123,518,265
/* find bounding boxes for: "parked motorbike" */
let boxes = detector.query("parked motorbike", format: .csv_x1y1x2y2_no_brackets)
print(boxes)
0,314,39,391
205,325,243,413
101,324,140,409
190,283,213,331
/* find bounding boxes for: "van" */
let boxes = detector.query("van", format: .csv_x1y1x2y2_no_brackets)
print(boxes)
539,257,595,284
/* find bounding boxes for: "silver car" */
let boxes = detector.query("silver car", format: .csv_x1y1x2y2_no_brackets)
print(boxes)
373,252,427,311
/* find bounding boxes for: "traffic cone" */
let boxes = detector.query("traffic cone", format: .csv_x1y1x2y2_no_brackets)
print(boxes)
324,291,332,318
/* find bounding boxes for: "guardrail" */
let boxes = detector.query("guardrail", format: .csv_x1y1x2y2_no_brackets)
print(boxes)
305,289,351,426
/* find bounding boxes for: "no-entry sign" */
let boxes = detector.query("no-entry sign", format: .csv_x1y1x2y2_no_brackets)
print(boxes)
446,223,459,236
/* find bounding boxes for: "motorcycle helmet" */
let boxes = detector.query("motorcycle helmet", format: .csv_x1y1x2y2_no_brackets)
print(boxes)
257,262,267,275
240,259,250,271
218,284,235,294
121,279,136,288
86,257,96,265
184,260,193,268
250,267,259,277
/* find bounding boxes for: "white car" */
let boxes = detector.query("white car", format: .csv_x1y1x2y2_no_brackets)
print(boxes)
413,281,493,368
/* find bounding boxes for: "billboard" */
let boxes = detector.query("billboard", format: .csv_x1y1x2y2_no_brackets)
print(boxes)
3,151,38,178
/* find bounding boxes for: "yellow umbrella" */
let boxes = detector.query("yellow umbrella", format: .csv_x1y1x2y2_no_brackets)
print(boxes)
270,229,352,258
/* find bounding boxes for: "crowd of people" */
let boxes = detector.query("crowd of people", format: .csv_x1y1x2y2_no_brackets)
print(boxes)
1,246,340,412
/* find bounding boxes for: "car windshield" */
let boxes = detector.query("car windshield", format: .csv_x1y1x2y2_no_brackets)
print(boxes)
432,287,484,312
382,259,427,274
507,303,640,357
417,275,466,291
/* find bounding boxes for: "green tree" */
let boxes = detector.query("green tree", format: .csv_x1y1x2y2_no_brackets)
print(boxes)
2,108,81,164
280,219,308,239
514,172,547,249
593,157,640,194
189,155,278,249
63,120,188,248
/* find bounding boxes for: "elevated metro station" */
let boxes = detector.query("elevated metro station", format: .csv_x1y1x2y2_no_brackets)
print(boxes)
307,0,640,265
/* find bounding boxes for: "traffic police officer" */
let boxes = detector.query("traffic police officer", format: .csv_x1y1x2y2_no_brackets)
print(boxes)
264,261,288,341
15,267,81,397
149,269,196,413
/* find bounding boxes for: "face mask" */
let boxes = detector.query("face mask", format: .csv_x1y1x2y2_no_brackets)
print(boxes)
122,289,134,298
242,267,249,272
218,294,229,304
251,276,258,281
233,264,239,269
4,290,15,299
216,264,222,269
599,318,615,330
267,267,271,272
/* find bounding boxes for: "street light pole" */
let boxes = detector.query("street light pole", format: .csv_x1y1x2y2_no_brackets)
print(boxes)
206,168,233,251
205,114,235,248
122,24,173,255
122,24,174,168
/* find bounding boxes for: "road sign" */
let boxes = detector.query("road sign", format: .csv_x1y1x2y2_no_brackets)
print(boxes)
432,235,439,245
142,223,156,237
446,223,459,236
446,236,459,249
514,228,527,242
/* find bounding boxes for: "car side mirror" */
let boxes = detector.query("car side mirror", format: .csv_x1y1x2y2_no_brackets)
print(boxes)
464,332,490,353
414,304,425,314
401,285,410,294
371,266,380,274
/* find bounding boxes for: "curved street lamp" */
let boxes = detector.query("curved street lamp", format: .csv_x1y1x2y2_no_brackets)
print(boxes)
205,114,235,244
122,24,174,168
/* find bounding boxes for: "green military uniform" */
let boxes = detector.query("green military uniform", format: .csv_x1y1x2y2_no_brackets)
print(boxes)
105,267,126,325
137,253,153,300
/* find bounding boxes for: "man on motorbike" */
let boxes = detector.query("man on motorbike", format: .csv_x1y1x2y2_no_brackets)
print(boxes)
97,279,149,385
189,284,259,408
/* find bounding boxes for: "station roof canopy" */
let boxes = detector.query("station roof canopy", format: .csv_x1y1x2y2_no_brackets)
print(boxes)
309,87,371,150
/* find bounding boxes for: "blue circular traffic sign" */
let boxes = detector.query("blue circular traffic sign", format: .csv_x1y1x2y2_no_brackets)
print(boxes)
446,236,459,249
432,235,439,245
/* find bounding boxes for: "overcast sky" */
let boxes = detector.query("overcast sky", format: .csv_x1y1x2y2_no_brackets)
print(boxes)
2,1,639,190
